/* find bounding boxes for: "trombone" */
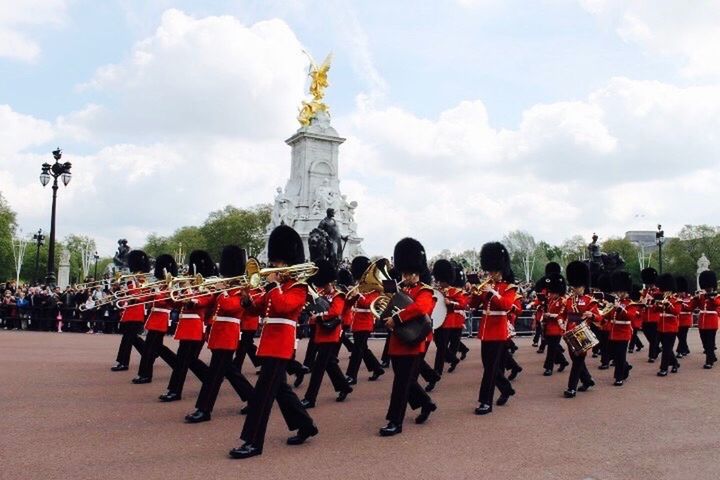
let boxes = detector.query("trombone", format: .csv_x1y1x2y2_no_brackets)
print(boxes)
78,294,117,312
75,271,122,290
249,262,318,288
113,273,173,301
169,258,262,302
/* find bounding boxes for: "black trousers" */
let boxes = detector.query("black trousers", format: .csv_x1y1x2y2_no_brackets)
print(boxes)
381,335,390,363
533,323,542,344
166,340,207,396
504,342,520,372
458,340,469,356
597,331,611,366
432,328,451,375
386,354,431,425
478,340,513,405
419,358,440,383
643,322,660,360
446,329,464,361
543,336,567,370
137,330,178,379
629,329,644,351
610,340,630,381
240,357,314,450
303,327,317,369
340,328,354,354
115,322,145,366
195,349,254,413
234,330,259,370
699,329,718,365
304,343,350,403
659,333,679,371
676,326,690,355
567,352,591,390
346,331,383,379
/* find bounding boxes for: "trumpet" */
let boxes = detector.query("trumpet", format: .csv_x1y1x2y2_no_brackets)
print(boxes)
467,275,495,294
75,271,122,290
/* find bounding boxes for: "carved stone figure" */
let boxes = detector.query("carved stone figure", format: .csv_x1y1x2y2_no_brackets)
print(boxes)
112,239,130,269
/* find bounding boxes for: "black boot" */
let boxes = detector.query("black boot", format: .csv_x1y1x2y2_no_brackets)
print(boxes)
415,403,437,424
474,403,492,415
111,363,128,372
368,369,385,381
159,391,181,402
131,376,152,384
229,443,262,459
185,409,211,423
379,422,402,436
287,425,318,445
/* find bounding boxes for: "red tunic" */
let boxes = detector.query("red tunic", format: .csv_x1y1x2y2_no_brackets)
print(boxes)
207,289,243,351
341,299,353,328
240,288,262,331
442,287,470,329
542,296,566,337
563,294,600,332
471,282,517,341
677,294,693,327
174,294,214,342
247,280,308,360
656,297,681,333
693,294,720,330
641,287,661,324
607,298,639,341
144,292,174,333
531,294,546,329
314,289,345,344
119,286,147,323
351,290,380,332
388,283,435,356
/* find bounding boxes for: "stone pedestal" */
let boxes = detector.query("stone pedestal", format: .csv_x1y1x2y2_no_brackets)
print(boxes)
58,248,71,289
261,111,364,262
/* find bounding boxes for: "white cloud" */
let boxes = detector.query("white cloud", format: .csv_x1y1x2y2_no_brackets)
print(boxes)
0,0,67,62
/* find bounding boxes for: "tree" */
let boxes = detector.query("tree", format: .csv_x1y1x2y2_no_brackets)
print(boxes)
200,204,271,259
0,192,18,280
560,235,587,265
503,230,538,283
64,234,97,282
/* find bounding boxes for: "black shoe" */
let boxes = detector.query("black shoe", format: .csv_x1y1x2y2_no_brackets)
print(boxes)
508,366,522,381
675,353,683,359
229,443,262,459
424,380,437,392
345,375,357,385
368,369,385,381
703,363,713,369
415,402,437,424
657,370,668,377
671,365,678,373
563,389,576,398
647,358,655,363
532,342,538,347
239,405,249,415
336,388,352,402
557,362,569,373
543,369,553,376
613,380,624,386
287,425,318,445
185,409,211,423
159,392,181,402
380,360,390,369
110,363,128,372
591,352,598,358
578,379,595,392
379,422,402,436
474,403,492,415
496,389,515,406
624,364,633,380
448,359,459,373
628,349,635,354
131,376,152,384
598,364,609,370
537,348,545,354
636,346,643,352
460,350,467,361
300,399,315,409
293,367,310,388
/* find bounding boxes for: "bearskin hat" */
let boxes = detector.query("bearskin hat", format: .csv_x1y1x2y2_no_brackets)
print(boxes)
656,273,676,293
188,250,217,277
544,273,566,294
611,270,632,293
641,267,658,285
432,259,455,284
675,276,689,294
337,268,353,289
535,275,547,293
219,245,246,277
630,284,642,302
699,270,717,290
154,254,178,278
393,237,427,274
268,225,305,266
309,258,337,287
566,261,590,288
351,256,371,281
596,274,612,294
419,267,433,285
480,242,510,272
545,261,562,275
451,260,466,288
127,250,150,274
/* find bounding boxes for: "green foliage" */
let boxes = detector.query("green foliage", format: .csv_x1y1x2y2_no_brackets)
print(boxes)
0,192,18,280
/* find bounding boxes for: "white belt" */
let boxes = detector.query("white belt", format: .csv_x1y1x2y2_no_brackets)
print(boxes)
486,311,509,316
263,317,297,327
660,313,676,317
215,316,240,324
180,313,201,319
352,308,371,313
700,311,718,315
456,311,467,318
152,308,171,314
612,320,631,325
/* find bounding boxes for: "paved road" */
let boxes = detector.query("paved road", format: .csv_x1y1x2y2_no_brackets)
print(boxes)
1,330,718,480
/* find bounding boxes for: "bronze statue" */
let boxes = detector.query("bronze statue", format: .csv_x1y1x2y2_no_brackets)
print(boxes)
317,208,347,266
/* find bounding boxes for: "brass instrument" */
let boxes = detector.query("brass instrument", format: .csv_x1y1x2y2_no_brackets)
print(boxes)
248,262,318,288
169,258,263,302
78,295,117,312
113,273,173,301
346,258,392,298
467,274,495,295
75,271,122,290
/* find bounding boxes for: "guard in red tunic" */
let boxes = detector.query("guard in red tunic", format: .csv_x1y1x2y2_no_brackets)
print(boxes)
607,271,639,386
185,246,255,423
301,260,353,407
431,259,463,377
654,273,681,376
640,267,661,362
628,284,645,353
158,250,216,402
379,238,437,436
596,274,613,369
233,283,263,373
540,273,569,376
563,261,600,397
230,225,317,460
133,254,179,384
470,242,517,415
447,261,471,365
345,256,385,384
695,270,719,369
675,276,693,357
110,250,151,372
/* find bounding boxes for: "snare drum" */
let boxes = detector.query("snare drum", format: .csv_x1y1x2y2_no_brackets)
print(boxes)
562,322,599,355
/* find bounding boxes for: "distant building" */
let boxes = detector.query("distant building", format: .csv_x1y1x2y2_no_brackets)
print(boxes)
625,231,658,251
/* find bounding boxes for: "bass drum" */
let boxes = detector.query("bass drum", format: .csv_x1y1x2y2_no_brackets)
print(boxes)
431,289,448,329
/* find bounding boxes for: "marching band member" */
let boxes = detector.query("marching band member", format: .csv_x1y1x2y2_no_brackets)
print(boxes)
233,287,262,373
380,238,437,436
345,256,385,384
185,246,254,423
419,267,442,392
110,250,150,372
655,273,681,377
230,225,317,459
531,276,548,352
595,274,614,370
640,267,661,363
471,242,516,415
158,250,216,402
133,254,179,384
504,289,523,380
628,284,645,353
540,273,569,376
431,259,469,375
675,277,692,358
447,261,471,365
695,270,719,369
607,271,638,386
563,261,600,398
301,259,353,407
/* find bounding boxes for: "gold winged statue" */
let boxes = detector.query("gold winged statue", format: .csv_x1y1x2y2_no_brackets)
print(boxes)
297,51,333,127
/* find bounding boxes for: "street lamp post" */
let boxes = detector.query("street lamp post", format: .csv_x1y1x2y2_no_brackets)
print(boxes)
32,229,45,284
94,251,99,280
656,224,665,274
39,148,72,286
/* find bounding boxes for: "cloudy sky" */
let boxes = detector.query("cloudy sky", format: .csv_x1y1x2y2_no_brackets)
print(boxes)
1,0,719,257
